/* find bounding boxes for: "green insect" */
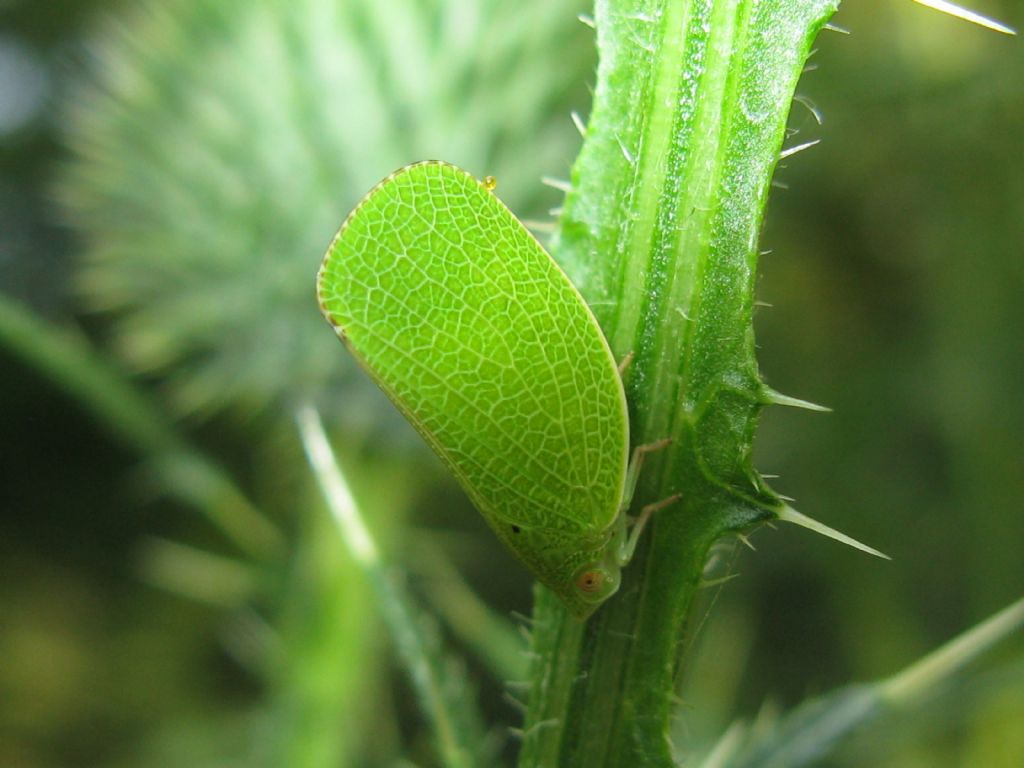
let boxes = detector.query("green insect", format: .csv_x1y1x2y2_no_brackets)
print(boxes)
317,161,670,618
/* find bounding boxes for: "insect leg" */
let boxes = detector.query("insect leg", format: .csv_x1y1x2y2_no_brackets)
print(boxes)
615,437,678,565
620,437,672,513
617,492,683,565
617,350,636,377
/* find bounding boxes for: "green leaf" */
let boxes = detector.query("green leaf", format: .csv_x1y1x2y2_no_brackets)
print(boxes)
700,596,1024,768
297,405,491,768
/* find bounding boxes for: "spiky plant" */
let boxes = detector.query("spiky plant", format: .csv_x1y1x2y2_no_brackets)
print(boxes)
57,1,593,764
61,0,593,422
38,0,1022,765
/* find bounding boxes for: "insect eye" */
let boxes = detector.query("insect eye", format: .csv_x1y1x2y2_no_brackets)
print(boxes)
511,525,521,534
576,571,604,593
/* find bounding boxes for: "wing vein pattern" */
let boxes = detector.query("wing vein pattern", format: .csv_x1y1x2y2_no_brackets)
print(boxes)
319,162,627,535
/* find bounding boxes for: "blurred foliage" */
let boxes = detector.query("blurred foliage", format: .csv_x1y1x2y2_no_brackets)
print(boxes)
60,0,593,421
0,0,1021,766
3,0,592,765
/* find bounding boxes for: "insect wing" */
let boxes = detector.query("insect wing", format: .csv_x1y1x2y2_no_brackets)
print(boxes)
318,162,627,549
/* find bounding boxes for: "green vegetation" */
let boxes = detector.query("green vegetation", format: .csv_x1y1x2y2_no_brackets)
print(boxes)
0,1,1020,766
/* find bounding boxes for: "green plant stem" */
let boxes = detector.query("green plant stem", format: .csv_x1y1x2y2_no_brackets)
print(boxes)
519,1,839,765
296,404,487,768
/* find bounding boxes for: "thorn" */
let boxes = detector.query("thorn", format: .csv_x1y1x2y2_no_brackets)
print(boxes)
623,12,657,25
616,135,635,165
761,387,832,412
570,111,587,137
912,0,1016,35
541,176,572,193
505,679,531,693
521,219,556,234
780,139,821,160
700,572,742,589
521,717,561,739
548,206,563,217
510,610,534,628
823,22,851,34
502,691,528,713
793,94,824,125
736,533,757,551
577,12,595,29
776,506,891,559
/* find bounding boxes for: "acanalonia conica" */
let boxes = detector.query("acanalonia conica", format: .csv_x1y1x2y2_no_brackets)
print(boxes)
317,161,667,618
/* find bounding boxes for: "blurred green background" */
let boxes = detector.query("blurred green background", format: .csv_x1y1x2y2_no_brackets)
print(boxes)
1,1,1021,766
